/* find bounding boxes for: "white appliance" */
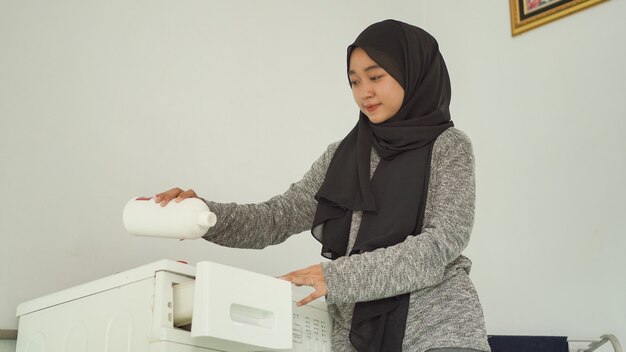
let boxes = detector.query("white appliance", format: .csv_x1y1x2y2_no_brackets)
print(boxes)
15,260,332,352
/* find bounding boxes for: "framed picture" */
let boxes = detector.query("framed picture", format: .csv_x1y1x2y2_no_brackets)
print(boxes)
509,0,607,36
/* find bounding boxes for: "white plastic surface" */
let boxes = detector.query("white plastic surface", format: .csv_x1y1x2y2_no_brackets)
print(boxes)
173,281,194,327
122,197,217,240
15,260,329,352
16,259,195,317
290,301,332,352
191,261,293,350
173,282,332,352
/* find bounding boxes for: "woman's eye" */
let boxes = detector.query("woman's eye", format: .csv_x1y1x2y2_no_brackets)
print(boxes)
371,75,383,81
350,80,359,87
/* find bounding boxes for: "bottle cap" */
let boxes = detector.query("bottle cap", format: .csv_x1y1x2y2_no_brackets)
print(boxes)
198,212,217,228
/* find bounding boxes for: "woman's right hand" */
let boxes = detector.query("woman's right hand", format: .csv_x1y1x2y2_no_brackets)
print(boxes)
154,187,199,207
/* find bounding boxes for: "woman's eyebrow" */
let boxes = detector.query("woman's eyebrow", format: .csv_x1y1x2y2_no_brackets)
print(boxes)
348,65,382,75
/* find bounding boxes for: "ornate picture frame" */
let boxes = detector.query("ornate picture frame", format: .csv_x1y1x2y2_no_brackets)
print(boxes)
509,0,607,36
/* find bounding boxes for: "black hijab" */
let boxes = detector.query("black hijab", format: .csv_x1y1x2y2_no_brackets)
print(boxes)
311,20,453,351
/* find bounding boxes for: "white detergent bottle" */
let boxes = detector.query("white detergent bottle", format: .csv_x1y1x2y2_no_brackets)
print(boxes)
123,196,217,240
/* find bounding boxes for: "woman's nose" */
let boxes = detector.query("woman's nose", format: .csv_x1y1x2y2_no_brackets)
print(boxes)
358,82,374,99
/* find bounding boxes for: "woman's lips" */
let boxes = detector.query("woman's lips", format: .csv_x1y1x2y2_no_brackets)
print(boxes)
365,104,381,112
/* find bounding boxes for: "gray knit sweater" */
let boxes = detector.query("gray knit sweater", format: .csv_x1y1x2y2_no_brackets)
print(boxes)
203,128,490,352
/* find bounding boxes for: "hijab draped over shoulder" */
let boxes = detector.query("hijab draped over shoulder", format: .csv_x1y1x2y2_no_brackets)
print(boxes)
311,19,454,351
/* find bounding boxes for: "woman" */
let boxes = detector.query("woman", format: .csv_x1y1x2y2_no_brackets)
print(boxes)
156,19,490,352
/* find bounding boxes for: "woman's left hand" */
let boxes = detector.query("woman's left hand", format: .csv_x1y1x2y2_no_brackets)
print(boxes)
279,264,327,306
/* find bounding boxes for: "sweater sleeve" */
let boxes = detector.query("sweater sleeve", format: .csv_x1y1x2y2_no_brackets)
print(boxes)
201,142,340,249
321,129,476,304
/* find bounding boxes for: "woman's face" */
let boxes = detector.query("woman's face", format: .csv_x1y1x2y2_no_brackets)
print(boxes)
348,47,404,124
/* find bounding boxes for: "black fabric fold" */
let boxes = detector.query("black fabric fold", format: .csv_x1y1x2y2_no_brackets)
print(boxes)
350,294,410,352
311,19,453,351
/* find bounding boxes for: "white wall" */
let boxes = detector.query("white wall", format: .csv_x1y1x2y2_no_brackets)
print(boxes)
1,0,624,347
414,0,626,345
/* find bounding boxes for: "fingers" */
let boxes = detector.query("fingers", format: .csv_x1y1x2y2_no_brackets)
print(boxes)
297,291,324,307
175,189,198,202
155,187,182,206
281,264,319,278
280,267,315,286
281,275,312,287
154,187,198,207
279,264,327,306
280,274,326,306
